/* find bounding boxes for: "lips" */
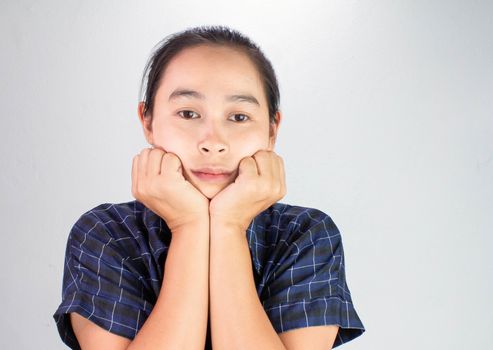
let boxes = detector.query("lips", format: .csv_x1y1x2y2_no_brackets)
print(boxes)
191,167,234,183
192,167,233,175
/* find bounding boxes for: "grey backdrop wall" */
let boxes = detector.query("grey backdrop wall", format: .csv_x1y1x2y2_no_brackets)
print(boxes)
1,1,492,349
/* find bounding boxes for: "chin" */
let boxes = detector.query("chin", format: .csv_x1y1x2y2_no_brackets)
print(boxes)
196,180,233,199
198,186,222,200
183,170,230,199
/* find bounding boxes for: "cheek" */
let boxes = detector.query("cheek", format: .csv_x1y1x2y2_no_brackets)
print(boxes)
237,145,260,160
234,134,270,158
152,128,190,161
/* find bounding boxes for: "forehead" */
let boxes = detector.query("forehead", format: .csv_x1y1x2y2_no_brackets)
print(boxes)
157,44,267,106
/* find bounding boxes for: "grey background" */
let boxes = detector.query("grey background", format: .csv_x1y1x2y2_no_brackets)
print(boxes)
1,0,492,349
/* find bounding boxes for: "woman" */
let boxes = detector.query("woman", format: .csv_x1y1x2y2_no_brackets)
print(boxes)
53,25,365,349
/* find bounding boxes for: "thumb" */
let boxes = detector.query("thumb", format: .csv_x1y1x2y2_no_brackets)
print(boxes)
161,152,183,176
238,156,258,179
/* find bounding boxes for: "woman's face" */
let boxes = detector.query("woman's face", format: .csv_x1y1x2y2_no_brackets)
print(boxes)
138,44,281,199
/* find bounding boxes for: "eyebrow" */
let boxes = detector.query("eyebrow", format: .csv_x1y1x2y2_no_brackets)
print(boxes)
168,88,260,107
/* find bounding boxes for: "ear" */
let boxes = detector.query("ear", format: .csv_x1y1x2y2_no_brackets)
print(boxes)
268,110,282,151
138,101,154,146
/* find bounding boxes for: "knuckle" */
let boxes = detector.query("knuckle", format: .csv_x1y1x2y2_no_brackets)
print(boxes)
151,148,164,156
280,185,287,195
244,157,254,165
274,184,282,196
256,150,267,158
136,182,146,196
132,187,140,200
162,152,174,161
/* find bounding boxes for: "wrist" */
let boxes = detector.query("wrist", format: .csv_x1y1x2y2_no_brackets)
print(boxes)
170,216,210,236
210,218,248,236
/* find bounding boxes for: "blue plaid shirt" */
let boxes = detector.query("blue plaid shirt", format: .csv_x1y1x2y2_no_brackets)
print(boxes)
53,200,365,349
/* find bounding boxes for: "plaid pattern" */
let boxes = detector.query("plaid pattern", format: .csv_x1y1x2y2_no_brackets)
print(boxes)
53,200,365,349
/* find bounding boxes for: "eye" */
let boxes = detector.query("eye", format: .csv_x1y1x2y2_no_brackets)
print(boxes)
177,110,200,119
229,113,250,122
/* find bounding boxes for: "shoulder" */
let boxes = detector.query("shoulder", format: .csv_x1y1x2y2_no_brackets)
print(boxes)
258,203,366,346
66,200,152,259
75,200,145,227
250,202,343,286
71,200,146,237
54,200,158,349
258,202,340,244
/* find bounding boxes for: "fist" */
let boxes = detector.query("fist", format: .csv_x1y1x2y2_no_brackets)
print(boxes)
131,147,209,232
209,150,287,232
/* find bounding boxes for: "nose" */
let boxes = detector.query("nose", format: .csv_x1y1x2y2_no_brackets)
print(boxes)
198,121,229,155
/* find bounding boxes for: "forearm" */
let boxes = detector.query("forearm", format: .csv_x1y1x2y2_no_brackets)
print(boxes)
127,219,210,350
209,222,286,350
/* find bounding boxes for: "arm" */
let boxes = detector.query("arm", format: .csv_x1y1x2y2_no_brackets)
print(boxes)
208,151,343,349
209,222,339,350
207,151,287,349
209,222,286,350
71,219,210,350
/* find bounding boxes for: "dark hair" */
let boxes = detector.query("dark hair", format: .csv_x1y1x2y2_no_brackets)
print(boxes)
139,25,280,125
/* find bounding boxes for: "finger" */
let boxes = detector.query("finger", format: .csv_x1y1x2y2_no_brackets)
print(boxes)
161,152,183,176
271,153,281,190
148,148,165,175
253,150,274,178
138,148,151,177
238,156,258,178
131,155,139,197
278,155,287,196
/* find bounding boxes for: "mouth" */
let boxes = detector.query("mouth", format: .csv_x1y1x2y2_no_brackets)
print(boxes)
191,170,232,182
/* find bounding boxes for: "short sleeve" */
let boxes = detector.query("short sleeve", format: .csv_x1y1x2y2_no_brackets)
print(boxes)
261,210,365,348
52,210,153,350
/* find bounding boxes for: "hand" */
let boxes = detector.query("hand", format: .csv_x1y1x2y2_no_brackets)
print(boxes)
132,147,210,233
209,150,287,232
